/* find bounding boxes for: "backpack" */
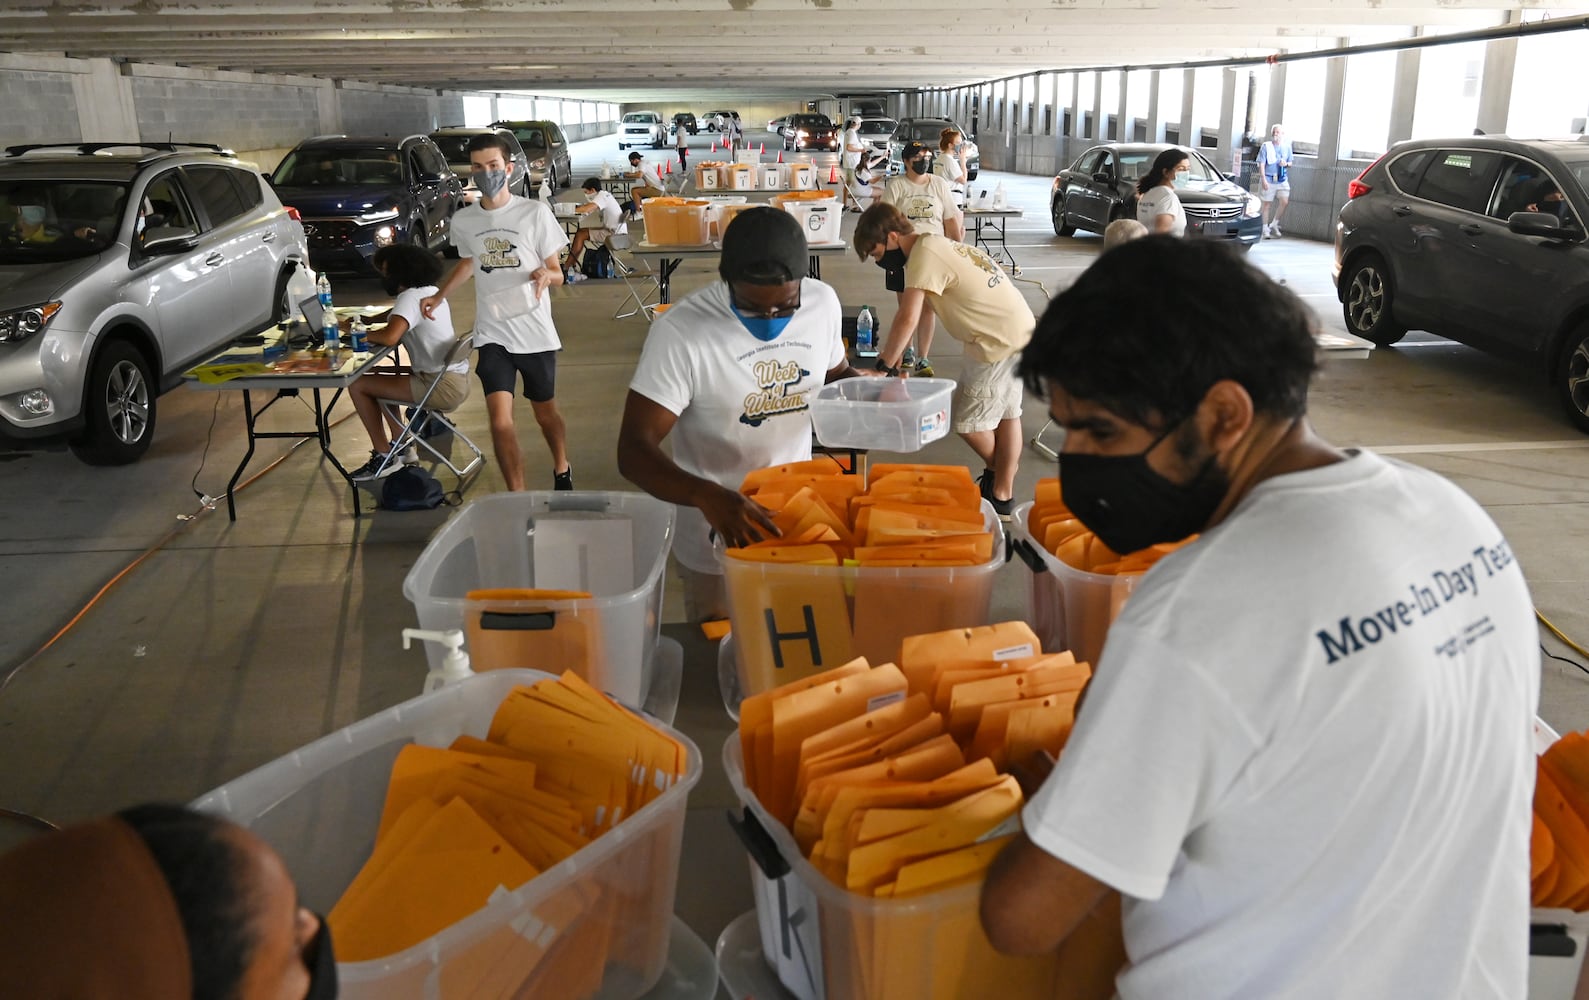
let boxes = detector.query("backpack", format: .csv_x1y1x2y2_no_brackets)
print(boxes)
380,465,447,511
581,243,613,279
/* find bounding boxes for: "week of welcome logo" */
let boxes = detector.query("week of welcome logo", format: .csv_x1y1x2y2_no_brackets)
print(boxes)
741,358,813,427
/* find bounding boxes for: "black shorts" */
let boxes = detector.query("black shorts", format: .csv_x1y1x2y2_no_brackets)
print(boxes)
475,342,557,402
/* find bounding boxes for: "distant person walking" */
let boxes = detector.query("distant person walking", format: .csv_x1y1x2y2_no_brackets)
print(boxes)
676,123,689,172
1258,124,1293,238
1136,148,1189,237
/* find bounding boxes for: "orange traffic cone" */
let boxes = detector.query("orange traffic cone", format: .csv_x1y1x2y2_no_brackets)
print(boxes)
666,159,673,175
777,150,783,163
760,142,765,155
711,140,718,153
655,164,663,179
829,164,839,184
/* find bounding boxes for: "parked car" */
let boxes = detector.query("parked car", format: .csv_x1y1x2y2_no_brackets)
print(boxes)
701,110,739,133
784,113,840,153
268,134,461,275
856,117,898,157
429,126,529,204
618,112,667,150
671,112,698,136
1334,135,1589,432
0,142,308,463
490,120,572,190
1050,143,1262,249
887,118,980,180
768,114,794,136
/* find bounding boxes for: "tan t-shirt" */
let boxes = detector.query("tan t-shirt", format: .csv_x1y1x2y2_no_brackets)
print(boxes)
884,174,959,237
903,234,1035,363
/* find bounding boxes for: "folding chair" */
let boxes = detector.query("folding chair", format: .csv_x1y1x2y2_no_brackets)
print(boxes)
368,333,484,483
608,231,664,321
1030,417,1062,461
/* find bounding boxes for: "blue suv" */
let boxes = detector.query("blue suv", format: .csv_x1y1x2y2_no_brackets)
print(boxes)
268,134,462,274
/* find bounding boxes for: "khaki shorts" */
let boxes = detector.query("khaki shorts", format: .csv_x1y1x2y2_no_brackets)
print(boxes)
414,368,470,412
1259,179,1291,202
952,352,1023,433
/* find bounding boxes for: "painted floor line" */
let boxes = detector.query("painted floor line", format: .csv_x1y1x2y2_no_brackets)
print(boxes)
1367,440,1589,455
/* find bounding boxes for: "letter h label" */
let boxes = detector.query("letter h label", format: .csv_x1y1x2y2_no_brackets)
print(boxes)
764,604,822,669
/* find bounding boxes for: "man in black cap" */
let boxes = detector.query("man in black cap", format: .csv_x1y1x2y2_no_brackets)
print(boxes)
617,207,866,622
881,140,963,378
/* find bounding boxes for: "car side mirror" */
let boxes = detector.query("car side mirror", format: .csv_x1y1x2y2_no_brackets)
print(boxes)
138,228,196,255
1223,172,1238,182
1508,210,1577,239
1091,171,1113,184
418,172,444,186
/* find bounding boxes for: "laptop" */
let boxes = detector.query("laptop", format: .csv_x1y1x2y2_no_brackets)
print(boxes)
298,293,327,331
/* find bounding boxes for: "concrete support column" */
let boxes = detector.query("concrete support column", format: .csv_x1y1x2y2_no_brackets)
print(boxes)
1217,67,1239,172
1116,69,1129,142
318,79,341,134
1476,30,1518,135
1265,61,1287,136
1069,73,1082,140
1147,69,1162,142
1090,70,1102,140
1179,68,1195,145
1316,55,1346,164
1050,71,1060,137
1386,46,1420,146
70,59,138,140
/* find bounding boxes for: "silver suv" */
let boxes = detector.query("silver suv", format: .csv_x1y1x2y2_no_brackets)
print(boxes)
0,142,308,463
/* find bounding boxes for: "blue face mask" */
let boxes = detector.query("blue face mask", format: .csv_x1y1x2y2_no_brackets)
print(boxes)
731,304,794,341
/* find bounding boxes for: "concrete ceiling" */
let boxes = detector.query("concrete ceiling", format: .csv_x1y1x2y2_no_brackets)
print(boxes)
0,0,1541,102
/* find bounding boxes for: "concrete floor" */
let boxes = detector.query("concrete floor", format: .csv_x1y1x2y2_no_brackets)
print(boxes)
3,132,1589,995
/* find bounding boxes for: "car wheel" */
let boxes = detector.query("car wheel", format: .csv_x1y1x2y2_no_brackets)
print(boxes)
547,166,557,192
560,163,572,188
270,266,295,324
1052,196,1077,237
70,340,155,466
1555,322,1589,434
1341,253,1407,347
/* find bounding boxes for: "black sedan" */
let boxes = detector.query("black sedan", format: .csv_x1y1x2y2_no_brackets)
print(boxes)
783,114,840,153
1051,143,1263,249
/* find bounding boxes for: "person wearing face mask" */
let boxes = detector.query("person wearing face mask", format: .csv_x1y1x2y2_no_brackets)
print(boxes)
882,141,964,378
564,177,626,284
422,132,573,492
0,803,338,1000
980,236,1539,1000
343,243,469,481
1135,148,1189,237
623,151,662,216
1526,178,1572,222
853,201,1033,517
934,127,969,207
617,207,864,623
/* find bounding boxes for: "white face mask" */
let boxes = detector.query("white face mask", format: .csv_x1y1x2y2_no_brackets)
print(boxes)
1172,170,1189,188
583,192,597,203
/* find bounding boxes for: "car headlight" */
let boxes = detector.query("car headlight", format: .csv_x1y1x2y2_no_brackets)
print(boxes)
1243,194,1262,219
354,206,401,225
0,301,62,343
373,225,396,247
798,130,809,138
530,157,548,169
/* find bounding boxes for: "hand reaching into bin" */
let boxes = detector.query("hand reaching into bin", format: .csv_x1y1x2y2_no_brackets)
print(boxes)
697,481,781,549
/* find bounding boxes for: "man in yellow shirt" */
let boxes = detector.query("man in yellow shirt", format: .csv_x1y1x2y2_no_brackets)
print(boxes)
853,201,1033,516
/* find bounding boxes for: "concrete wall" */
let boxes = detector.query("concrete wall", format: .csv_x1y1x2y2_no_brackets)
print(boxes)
3,66,79,143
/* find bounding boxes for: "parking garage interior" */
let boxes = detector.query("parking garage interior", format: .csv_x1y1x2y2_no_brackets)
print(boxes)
3,3,1589,997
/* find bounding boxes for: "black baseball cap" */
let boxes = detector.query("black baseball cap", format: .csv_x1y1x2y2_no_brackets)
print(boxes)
903,141,932,160
719,207,807,284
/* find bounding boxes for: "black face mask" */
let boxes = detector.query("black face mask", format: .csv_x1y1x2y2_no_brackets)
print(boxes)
301,913,339,1000
875,247,906,272
1059,419,1227,556
910,155,934,175
379,275,402,297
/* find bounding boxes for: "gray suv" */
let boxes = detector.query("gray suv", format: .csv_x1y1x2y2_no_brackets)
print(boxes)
0,142,308,463
1335,137,1589,431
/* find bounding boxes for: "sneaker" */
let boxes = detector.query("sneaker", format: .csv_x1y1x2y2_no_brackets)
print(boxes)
977,467,994,500
349,450,400,482
553,465,574,491
398,445,420,466
1270,223,1282,238
902,346,917,368
988,495,1014,520
913,358,934,378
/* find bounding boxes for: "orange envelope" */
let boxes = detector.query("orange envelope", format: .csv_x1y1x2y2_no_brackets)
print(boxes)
868,462,976,486
843,777,1023,893
739,657,870,792
930,652,1079,713
768,663,910,823
742,459,852,492
946,662,1091,741
898,622,1042,696
887,835,1013,898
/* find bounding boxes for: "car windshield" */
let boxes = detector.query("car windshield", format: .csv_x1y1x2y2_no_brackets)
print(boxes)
1561,157,1589,195
431,134,485,166
274,149,401,186
905,121,955,142
859,120,896,136
624,114,658,124
794,116,832,129
0,179,127,262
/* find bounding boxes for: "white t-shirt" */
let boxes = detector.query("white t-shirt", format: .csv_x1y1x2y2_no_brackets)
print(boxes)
842,127,863,169
450,195,568,354
884,174,959,237
582,189,625,232
388,286,467,375
935,152,965,186
628,278,846,573
1024,450,1539,1000
1137,184,1186,237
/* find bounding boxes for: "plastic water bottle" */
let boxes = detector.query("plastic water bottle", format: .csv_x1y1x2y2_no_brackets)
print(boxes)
350,317,368,354
856,305,875,355
992,182,1007,209
539,177,552,202
317,273,339,359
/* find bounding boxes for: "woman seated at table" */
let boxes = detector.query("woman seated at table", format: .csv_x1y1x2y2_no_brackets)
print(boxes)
346,243,471,481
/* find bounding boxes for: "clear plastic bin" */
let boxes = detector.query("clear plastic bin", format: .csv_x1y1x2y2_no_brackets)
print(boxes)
716,910,794,999
716,501,1004,708
1009,500,1140,667
773,193,841,245
193,669,704,1000
760,163,788,189
403,492,674,708
809,376,956,453
642,199,712,245
722,737,1063,1000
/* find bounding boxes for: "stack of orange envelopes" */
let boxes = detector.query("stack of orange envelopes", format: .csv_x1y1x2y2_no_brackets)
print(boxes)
723,462,999,694
328,671,687,997
1534,730,1589,910
736,622,1100,999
